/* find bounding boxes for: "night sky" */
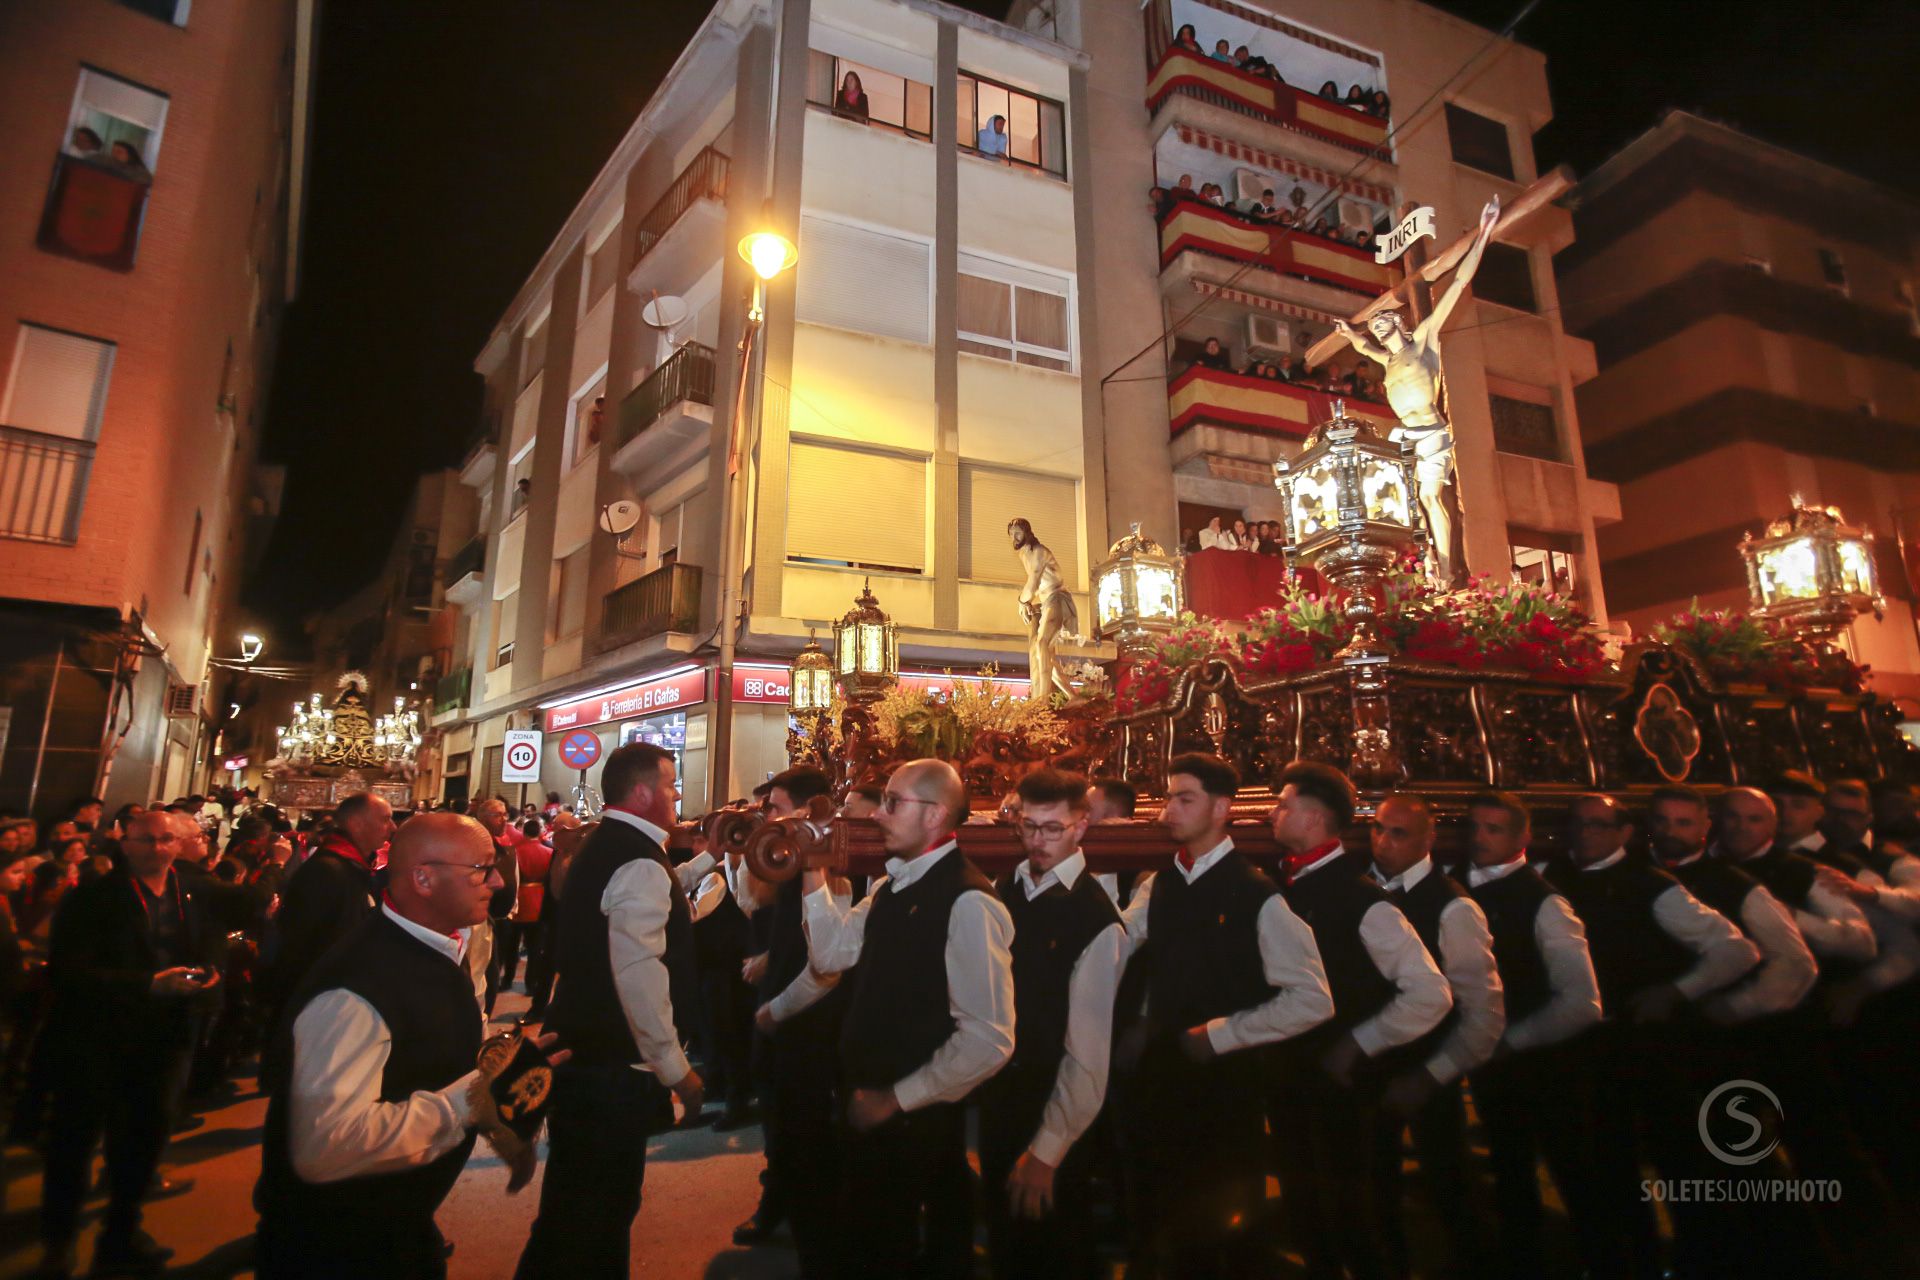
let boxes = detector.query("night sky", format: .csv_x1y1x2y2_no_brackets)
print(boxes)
245,0,1917,647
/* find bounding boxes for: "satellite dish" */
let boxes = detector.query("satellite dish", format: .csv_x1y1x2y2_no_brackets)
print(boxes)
599,500,642,539
641,293,689,332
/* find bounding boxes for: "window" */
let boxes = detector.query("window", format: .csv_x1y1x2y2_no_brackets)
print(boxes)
959,463,1080,587
956,253,1074,371
509,373,542,458
492,590,518,668
1818,248,1848,293
2,324,116,440
39,70,167,269
583,230,620,309
550,545,589,640
1509,528,1579,598
957,71,1067,179
509,448,534,514
796,214,932,344
1489,393,1560,461
1445,103,1513,180
1474,244,1537,313
565,370,607,470
787,439,926,573
806,51,933,140
184,509,202,594
521,314,549,387
118,0,190,24
66,68,169,171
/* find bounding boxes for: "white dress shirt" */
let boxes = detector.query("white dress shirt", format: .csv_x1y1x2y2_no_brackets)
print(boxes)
804,841,1015,1111
599,808,693,1086
1010,852,1127,1166
1727,845,1876,964
1668,854,1817,1022
1373,857,1505,1083
1585,848,1760,999
1792,834,1920,988
1466,856,1604,1052
1858,840,1920,919
286,904,479,1184
1121,838,1336,1056
1198,527,1222,550
688,871,727,923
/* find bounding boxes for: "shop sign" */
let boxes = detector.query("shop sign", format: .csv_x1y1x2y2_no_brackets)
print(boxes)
543,668,709,734
733,665,792,704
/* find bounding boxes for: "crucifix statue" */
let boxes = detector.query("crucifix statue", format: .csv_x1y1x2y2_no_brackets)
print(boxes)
1327,197,1499,588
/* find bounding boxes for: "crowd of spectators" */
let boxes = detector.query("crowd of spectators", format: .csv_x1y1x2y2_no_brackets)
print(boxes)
1187,333,1384,402
1185,516,1286,555
1151,173,1381,255
1170,22,1392,119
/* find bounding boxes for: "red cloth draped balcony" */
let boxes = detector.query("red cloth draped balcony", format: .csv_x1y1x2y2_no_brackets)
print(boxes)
36,153,149,271
1185,548,1297,620
1159,200,1393,296
1145,46,1391,154
1168,364,1398,440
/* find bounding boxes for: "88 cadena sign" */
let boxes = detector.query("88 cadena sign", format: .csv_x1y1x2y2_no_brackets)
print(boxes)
543,669,709,734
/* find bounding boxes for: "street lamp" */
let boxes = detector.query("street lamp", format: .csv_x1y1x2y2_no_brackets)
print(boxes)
832,579,899,705
239,633,264,663
1740,496,1883,646
739,230,799,283
1273,402,1423,658
1091,522,1182,659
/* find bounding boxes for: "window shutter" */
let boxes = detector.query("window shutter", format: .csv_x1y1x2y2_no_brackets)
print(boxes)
787,439,927,572
797,215,931,344
4,325,115,440
960,463,1080,588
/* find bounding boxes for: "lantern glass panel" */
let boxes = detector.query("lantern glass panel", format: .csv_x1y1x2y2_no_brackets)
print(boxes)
1136,565,1177,620
1757,537,1820,604
837,629,856,673
1096,569,1126,628
1836,538,1874,596
1292,458,1341,541
1360,457,1410,525
859,623,884,674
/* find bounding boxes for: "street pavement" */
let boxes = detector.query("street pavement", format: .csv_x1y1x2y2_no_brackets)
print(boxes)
0,986,801,1279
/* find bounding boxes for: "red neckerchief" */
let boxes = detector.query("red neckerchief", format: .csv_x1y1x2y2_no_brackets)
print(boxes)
925,832,959,855
318,832,369,869
1175,837,1228,875
130,866,184,926
1279,839,1343,885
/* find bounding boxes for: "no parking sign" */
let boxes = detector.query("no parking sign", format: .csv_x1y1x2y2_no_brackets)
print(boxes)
502,730,543,783
559,729,602,771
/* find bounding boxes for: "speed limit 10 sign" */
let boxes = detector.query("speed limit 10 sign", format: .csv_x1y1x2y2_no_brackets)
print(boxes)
502,729,543,783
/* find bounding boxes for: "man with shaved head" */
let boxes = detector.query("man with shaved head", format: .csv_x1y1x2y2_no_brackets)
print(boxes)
262,791,392,1025
1714,787,1877,969
803,758,1014,1278
257,812,520,1278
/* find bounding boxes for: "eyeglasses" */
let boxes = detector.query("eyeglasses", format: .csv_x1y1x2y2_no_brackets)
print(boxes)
1018,820,1074,842
420,860,501,883
880,793,940,814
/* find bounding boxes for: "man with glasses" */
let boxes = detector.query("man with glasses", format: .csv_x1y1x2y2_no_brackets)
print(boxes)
802,758,1014,1279
1545,793,1757,1280
518,742,704,1277
979,769,1124,1280
39,810,223,1278
257,812,547,1278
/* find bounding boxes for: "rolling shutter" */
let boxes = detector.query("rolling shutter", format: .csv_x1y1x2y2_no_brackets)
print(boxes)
797,214,931,345
960,463,1080,587
787,438,927,572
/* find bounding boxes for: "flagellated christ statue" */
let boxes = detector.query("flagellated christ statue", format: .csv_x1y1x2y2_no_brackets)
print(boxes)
1009,518,1077,702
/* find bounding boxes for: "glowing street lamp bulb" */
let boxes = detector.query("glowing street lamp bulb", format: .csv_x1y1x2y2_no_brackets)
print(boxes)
739,230,798,281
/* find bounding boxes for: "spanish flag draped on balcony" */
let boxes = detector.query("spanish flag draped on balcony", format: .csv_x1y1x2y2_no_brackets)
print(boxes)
1158,201,1393,296
1168,365,1398,438
1145,46,1391,152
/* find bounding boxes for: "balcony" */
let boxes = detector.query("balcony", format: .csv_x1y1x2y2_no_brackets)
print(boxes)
432,667,471,726
1158,203,1393,316
37,153,150,271
1146,48,1391,162
626,147,730,301
603,563,702,648
0,425,94,544
444,536,486,607
458,426,496,492
1167,365,1397,483
611,342,717,489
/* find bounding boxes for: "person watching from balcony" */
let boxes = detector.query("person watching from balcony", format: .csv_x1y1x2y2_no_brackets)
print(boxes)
1369,89,1391,119
1149,186,1175,219
107,141,150,183
1198,517,1226,551
1173,23,1202,53
1200,182,1225,208
834,70,870,122
1211,38,1234,62
1284,185,1310,227
1247,188,1281,224
586,395,605,447
1353,227,1377,253
1195,337,1231,372
1172,174,1199,203
1308,216,1333,240
977,114,1010,160
1231,519,1253,553
1318,80,1341,101
1345,85,1369,111
66,126,104,161
1182,529,1200,554
514,477,532,510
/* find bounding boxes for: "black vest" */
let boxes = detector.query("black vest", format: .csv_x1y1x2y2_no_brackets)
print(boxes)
695,880,751,968
1855,842,1902,881
1384,862,1467,1060
993,865,1120,1100
1147,849,1283,1036
1278,850,1396,1045
1737,847,1822,911
1665,856,1760,929
1545,853,1695,1008
547,818,697,1066
839,849,998,1091
1467,863,1558,1025
761,875,845,1040
258,911,482,1264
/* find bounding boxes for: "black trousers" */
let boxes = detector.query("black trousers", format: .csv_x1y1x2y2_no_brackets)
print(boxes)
1471,1039,1608,1280
699,964,755,1108
980,1074,1097,1280
515,1061,672,1279
836,1100,972,1279
763,1019,841,1277
1372,1076,1480,1278
521,916,553,1017
487,917,523,1013
1267,1060,1387,1280
41,1035,185,1247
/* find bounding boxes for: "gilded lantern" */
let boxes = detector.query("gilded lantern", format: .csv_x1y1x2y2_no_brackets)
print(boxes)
789,632,835,715
1091,522,1181,657
832,579,899,704
1740,497,1884,644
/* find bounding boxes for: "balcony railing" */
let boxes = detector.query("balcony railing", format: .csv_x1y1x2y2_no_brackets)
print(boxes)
618,342,717,451
1158,201,1393,297
1145,47,1391,157
603,563,702,645
434,667,472,714
633,147,730,263
37,152,151,271
1167,364,1397,439
448,535,485,583
0,425,94,544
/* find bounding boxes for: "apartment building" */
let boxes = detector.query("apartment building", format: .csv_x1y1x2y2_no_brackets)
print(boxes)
0,0,314,819
442,0,1100,808
1008,0,1615,611
1559,112,1920,695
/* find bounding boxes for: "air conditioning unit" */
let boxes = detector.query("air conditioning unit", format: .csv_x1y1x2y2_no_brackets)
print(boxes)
166,683,200,718
1234,168,1270,206
1246,314,1291,361
1337,196,1375,236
